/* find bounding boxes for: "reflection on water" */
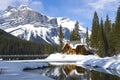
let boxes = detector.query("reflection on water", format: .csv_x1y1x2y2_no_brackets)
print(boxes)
62,65,91,80
24,64,120,80
80,64,120,79
91,71,120,80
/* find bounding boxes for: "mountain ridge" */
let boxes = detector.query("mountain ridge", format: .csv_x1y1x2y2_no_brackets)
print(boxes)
0,5,90,44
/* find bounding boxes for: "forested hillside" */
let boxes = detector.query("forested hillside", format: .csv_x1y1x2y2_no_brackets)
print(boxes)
0,29,56,55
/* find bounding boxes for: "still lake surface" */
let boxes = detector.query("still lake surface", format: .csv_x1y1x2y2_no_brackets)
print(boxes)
25,64,120,80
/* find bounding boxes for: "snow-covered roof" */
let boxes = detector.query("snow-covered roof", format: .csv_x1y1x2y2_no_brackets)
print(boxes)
69,43,82,49
63,41,90,51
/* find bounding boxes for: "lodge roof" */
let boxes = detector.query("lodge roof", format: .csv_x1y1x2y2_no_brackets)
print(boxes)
62,41,90,51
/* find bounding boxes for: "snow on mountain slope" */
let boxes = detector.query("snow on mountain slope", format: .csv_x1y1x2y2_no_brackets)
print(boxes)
5,24,59,44
57,17,86,32
57,17,76,31
0,5,90,44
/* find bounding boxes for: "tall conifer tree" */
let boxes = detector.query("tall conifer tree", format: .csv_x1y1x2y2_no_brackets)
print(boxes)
97,18,104,57
70,21,81,42
70,29,75,41
58,25,64,52
109,23,116,56
74,21,81,41
97,18,108,57
90,11,99,49
86,27,89,47
104,15,112,56
115,6,120,53
105,15,111,38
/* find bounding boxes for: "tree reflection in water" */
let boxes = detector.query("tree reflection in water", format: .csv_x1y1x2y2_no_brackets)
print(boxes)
91,70,120,80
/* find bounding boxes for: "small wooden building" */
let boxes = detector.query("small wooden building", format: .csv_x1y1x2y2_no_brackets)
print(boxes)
62,42,93,55
62,42,76,54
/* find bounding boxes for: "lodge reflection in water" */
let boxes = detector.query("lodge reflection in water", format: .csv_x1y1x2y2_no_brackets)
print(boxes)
62,64,91,80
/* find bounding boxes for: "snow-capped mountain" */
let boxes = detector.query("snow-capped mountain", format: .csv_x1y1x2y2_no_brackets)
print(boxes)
0,5,90,44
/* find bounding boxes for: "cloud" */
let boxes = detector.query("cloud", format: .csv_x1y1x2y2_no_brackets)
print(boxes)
71,8,93,20
29,1,43,13
88,0,119,10
0,0,14,10
31,1,42,6
15,0,31,4
0,0,32,10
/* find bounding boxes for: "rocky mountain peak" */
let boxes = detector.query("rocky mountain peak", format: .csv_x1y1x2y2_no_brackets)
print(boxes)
5,5,32,12
18,5,32,11
0,5,58,29
5,5,17,12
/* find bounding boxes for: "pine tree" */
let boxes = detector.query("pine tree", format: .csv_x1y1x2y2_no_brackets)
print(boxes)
97,18,109,57
70,29,75,41
86,27,89,47
104,15,112,56
74,21,81,41
105,15,111,38
70,21,81,42
114,6,120,53
97,18,104,57
58,25,64,52
110,23,116,55
90,11,99,49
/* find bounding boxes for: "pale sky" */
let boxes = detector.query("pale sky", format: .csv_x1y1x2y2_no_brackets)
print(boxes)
0,0,119,30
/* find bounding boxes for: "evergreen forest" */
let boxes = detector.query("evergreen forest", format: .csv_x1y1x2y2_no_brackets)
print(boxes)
90,6,120,57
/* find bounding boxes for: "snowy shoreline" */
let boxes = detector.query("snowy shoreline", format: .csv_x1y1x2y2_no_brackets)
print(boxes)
0,53,120,80
46,53,120,70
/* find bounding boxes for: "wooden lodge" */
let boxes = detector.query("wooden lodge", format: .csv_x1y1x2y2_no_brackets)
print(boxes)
62,41,93,55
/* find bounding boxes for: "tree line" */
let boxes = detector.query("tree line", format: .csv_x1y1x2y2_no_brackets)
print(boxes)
90,6,120,57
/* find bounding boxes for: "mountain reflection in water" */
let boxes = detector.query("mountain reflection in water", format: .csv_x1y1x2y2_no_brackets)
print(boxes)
24,64,120,80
